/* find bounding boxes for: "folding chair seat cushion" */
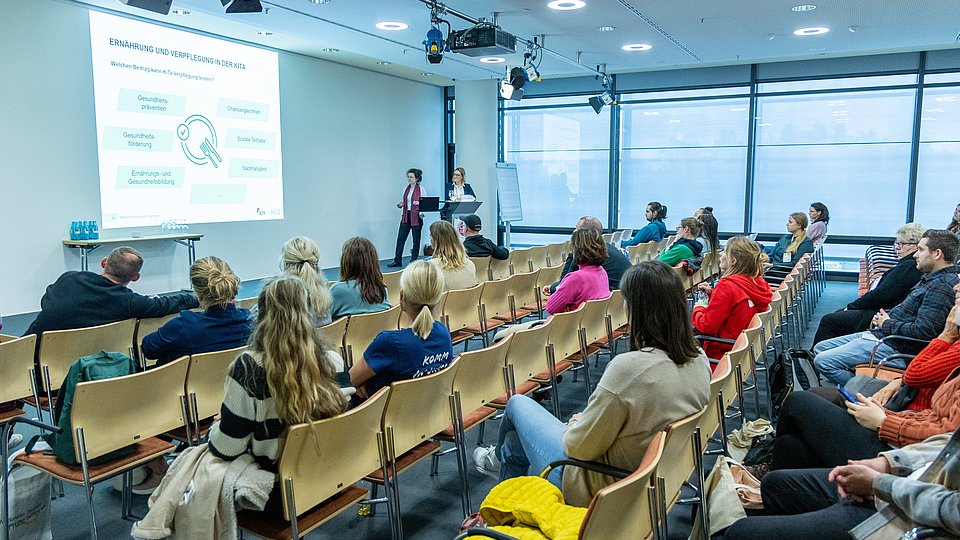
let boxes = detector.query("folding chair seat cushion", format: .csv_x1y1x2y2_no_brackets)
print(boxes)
236,484,369,540
364,440,442,482
15,437,174,484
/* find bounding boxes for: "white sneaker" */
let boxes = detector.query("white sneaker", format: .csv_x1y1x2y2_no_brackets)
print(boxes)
473,445,500,479
6,433,23,449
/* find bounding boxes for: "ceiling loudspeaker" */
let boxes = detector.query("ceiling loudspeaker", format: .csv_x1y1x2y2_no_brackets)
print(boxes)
118,0,172,15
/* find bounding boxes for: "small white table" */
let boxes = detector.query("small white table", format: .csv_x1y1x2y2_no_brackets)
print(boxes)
63,233,204,271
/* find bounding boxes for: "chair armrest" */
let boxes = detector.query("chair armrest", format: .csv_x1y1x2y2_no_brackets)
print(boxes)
866,335,929,368
695,334,737,345
454,529,518,540
8,416,61,434
541,458,632,480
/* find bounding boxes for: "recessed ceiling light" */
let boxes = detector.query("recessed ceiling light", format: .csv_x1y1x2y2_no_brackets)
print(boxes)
794,26,829,36
170,9,191,15
421,72,432,76
307,0,330,3
480,57,506,63
791,4,816,11
257,31,274,36
321,48,339,52
547,0,586,10
376,21,408,31
597,26,615,32
376,61,391,65
622,43,652,51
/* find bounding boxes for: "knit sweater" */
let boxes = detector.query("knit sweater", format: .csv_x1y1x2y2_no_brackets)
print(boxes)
545,265,609,315
429,258,478,291
902,338,960,411
880,364,960,447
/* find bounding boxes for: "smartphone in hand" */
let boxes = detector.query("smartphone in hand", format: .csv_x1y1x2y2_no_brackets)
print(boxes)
838,385,860,405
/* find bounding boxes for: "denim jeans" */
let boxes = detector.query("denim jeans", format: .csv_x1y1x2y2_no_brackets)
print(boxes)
812,331,901,386
495,394,568,489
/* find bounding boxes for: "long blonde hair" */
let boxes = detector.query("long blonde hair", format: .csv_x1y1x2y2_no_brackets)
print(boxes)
786,212,809,254
190,256,240,308
724,236,767,278
400,260,445,339
248,276,345,425
429,221,467,270
280,236,332,319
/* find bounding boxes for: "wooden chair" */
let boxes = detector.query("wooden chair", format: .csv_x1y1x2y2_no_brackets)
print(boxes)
178,347,245,445
430,336,512,515
496,318,556,407
317,316,349,359
364,362,461,539
343,305,401,368
604,289,630,359
702,355,735,456
508,247,534,275
475,276,514,343
237,388,391,540
383,270,403,307
577,296,611,366
236,297,257,310
488,256,512,281
541,306,586,416
536,264,565,308
469,256,493,282
724,333,752,428
504,270,541,322
526,245,549,271
441,283,485,348
134,312,179,366
545,243,565,267
15,356,190,539
601,232,614,244
654,407,709,540
32,319,138,421
0,334,39,428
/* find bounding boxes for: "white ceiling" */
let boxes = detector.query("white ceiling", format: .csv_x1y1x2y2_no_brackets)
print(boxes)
72,0,960,86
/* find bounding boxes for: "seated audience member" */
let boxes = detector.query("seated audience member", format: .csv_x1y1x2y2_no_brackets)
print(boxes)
693,237,772,362
814,230,960,385
473,261,710,507
25,246,198,340
812,223,924,346
330,237,391,319
461,214,509,260
680,212,719,275
428,220,478,291
349,261,453,400
551,216,631,291
207,276,346,517
140,257,251,366
807,202,830,245
770,331,960,473
620,201,668,248
694,206,713,219
544,228,611,315
658,217,704,266
948,202,960,238
724,429,960,540
279,236,333,326
768,212,815,266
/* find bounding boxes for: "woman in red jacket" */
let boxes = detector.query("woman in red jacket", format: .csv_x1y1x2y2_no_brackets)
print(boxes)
692,236,772,363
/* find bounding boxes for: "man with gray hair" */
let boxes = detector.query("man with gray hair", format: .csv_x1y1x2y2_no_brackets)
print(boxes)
546,215,631,294
25,246,199,339
812,222,925,345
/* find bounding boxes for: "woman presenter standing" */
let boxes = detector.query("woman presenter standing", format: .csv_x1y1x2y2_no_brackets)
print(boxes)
389,168,426,268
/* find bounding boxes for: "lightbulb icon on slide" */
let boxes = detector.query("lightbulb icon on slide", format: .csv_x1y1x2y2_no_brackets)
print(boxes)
177,114,222,168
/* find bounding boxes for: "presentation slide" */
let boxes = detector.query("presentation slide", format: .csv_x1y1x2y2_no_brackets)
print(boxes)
88,11,283,229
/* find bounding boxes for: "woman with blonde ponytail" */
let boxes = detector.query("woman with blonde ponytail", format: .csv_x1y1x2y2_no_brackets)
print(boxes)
692,237,772,364
280,236,333,326
208,276,346,514
349,260,453,400
768,212,814,266
141,256,251,366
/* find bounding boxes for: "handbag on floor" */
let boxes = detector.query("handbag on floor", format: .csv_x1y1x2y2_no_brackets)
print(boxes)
0,451,53,540
768,348,820,419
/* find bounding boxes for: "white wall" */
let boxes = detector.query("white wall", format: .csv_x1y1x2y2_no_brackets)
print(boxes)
0,0,444,315
454,80,500,237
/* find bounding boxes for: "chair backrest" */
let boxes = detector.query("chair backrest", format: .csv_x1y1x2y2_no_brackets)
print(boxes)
452,336,511,413
526,245,549,271
0,334,37,403
579,296,611,347
607,289,629,332
701,355,734,452
478,275,515,320
71,354,190,462
504,318,554,385
317,316,349,359
469,256,493,283
545,243,565,267
508,247,534,275
278,387,391,521
442,283,484,332
546,305,586,362
601,232,614,244
186,346,245,423
488,256,512,281
135,313,180,359
536,264,564,293
657,407,707,511
580,431,664,540
38,319,138,392
381,360,460,459
508,270,541,311
383,270,403,306
343,305,401,367
236,297,257,310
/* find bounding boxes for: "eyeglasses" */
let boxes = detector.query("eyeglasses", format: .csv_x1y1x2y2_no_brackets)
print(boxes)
894,241,918,248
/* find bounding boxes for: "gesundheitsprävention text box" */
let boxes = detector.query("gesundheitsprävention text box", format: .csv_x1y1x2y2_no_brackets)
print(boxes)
117,89,186,116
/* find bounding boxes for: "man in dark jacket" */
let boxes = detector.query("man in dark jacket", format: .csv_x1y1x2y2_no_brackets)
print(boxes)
25,246,199,339
461,214,509,260
813,223,925,345
548,216,632,293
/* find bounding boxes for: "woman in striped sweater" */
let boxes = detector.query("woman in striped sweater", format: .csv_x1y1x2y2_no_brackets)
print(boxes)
208,275,347,514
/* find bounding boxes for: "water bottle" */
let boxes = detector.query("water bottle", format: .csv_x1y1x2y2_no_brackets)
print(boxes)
78,221,89,240
70,221,79,240
89,220,99,240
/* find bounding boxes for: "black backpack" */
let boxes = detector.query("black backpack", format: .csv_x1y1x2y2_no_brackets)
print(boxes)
767,348,820,419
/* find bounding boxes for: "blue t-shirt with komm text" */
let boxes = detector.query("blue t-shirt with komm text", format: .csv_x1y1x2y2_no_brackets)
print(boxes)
362,321,454,396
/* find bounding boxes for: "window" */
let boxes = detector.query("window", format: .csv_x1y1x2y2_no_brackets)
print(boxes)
752,87,916,237
619,92,750,233
503,103,610,228
914,83,960,230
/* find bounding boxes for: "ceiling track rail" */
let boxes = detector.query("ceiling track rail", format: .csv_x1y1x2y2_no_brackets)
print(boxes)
616,0,702,62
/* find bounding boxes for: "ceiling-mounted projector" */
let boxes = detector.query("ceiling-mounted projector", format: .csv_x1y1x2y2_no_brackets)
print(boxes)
449,24,517,57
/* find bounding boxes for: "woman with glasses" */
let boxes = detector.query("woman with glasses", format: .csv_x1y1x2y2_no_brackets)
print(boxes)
812,222,925,346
